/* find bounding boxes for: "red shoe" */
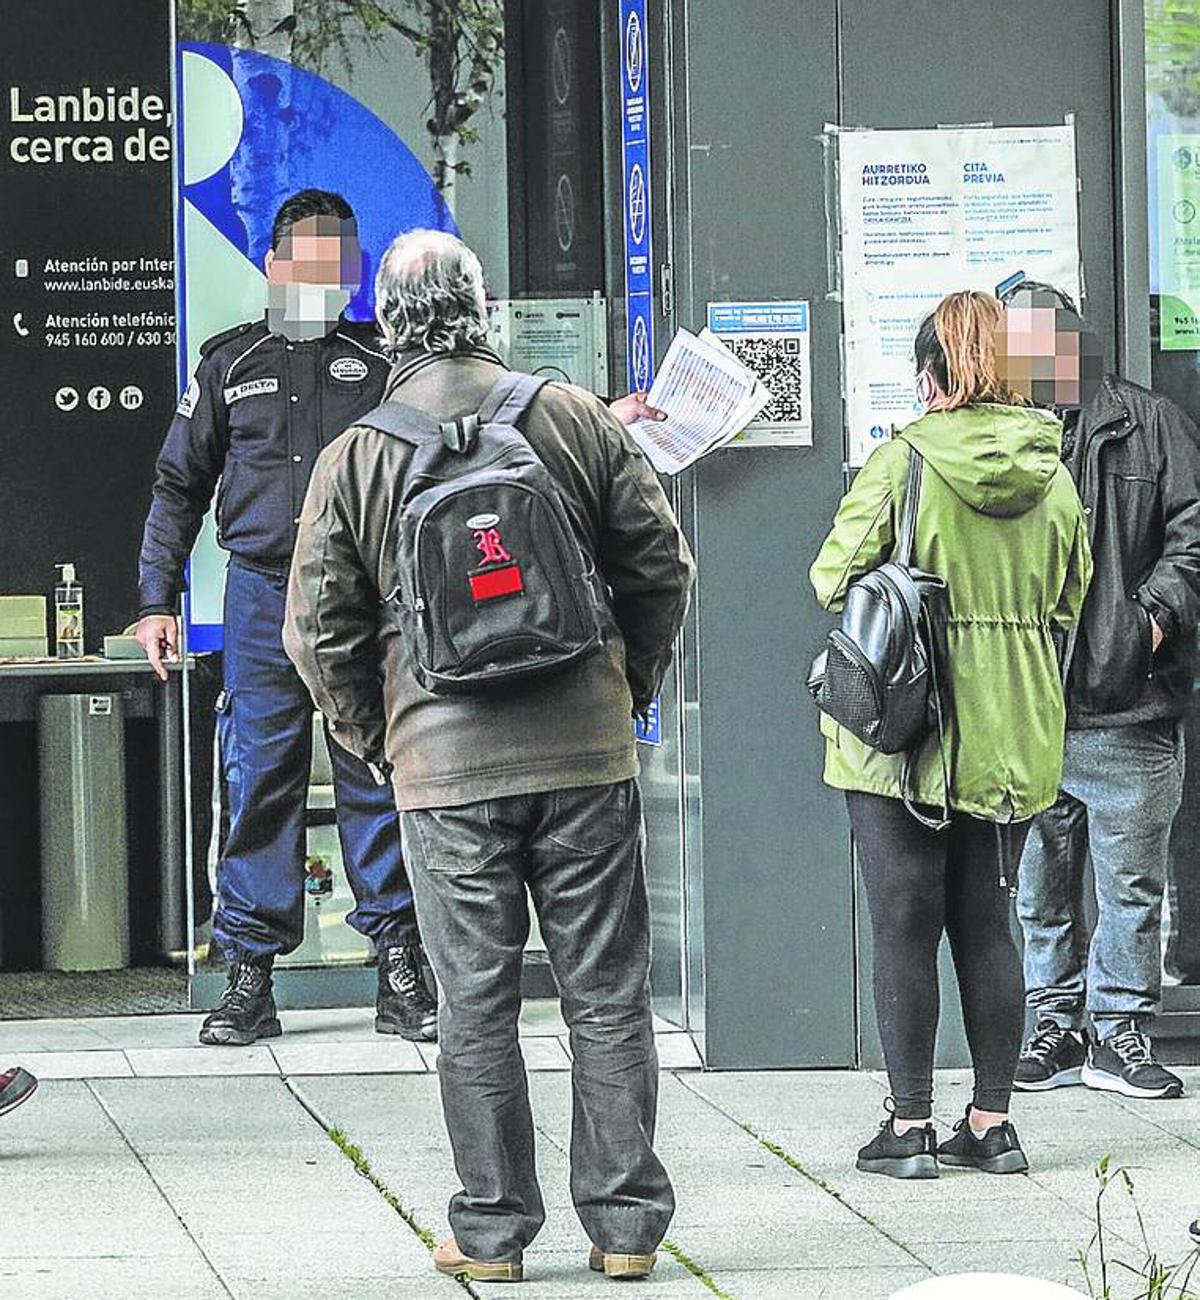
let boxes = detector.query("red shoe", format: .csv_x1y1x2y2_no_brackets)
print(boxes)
0,1067,38,1118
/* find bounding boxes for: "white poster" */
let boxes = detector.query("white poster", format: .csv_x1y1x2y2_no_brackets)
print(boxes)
838,124,1081,466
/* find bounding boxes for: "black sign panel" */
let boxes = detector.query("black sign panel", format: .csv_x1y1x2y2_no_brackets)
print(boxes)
0,0,175,650
520,0,604,294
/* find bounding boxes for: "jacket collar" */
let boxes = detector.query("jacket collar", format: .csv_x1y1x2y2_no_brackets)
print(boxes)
1079,373,1132,440
386,345,506,394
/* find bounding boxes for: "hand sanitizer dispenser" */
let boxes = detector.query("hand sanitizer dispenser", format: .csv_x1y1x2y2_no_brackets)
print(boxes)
54,563,84,658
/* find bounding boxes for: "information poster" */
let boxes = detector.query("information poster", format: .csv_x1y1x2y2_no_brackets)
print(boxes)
0,0,175,649
1156,136,1200,350
838,124,1081,466
706,301,812,447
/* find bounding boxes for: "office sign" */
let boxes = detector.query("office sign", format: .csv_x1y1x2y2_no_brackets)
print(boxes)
0,0,175,648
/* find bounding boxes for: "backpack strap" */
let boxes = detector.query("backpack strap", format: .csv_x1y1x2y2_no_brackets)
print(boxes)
477,372,549,428
896,443,924,567
353,396,443,444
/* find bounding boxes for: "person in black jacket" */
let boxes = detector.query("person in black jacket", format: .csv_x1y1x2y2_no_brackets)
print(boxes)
136,189,438,1047
1000,281,1200,1100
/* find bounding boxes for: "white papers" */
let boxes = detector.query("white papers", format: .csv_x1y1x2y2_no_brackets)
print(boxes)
626,328,771,474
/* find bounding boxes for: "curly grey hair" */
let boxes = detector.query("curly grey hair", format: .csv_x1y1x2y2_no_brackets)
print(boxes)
374,229,489,358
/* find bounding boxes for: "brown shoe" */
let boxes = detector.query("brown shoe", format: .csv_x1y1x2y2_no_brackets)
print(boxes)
588,1243,657,1279
433,1237,523,1283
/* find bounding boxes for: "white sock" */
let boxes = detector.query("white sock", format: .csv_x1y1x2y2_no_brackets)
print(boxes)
892,1117,929,1136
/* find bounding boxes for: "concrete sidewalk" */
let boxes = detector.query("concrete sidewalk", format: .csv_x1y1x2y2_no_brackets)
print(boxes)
1,1004,1198,1300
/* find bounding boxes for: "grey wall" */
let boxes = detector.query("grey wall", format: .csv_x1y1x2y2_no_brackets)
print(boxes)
674,0,856,1069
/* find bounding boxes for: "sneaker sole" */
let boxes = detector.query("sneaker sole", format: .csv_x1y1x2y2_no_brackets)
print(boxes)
0,1077,38,1118
198,1018,283,1047
1013,1065,1083,1092
374,1016,438,1043
939,1150,1030,1175
1081,1063,1184,1100
435,1261,523,1283
855,1154,939,1180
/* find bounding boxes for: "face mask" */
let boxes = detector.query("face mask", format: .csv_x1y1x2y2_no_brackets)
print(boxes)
267,281,352,341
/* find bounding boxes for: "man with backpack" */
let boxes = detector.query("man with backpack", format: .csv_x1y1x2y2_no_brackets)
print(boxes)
283,229,694,1284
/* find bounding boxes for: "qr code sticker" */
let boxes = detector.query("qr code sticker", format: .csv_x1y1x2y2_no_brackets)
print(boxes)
720,335,805,424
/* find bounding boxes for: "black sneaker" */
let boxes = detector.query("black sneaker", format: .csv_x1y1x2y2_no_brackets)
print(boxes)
1190,1217,1200,1246
1014,1019,1087,1091
856,1111,939,1180
938,1106,1029,1174
0,1067,38,1118
198,962,282,1046
376,943,438,1042
1082,1021,1184,1100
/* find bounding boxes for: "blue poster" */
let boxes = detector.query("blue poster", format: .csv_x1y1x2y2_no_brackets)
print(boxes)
619,0,654,394
175,42,453,650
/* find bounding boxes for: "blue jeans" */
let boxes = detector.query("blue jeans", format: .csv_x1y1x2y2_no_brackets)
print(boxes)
1017,720,1184,1038
213,559,416,964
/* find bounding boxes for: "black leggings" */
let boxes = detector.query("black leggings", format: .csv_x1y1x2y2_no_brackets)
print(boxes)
847,792,1027,1120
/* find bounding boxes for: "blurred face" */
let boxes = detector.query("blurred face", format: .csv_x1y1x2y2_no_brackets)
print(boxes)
996,291,1102,409
265,214,361,340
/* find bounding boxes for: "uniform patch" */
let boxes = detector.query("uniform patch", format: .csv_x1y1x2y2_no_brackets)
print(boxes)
176,377,199,418
224,377,280,404
329,356,369,383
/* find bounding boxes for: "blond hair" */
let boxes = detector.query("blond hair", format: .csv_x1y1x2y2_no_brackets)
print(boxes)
916,291,1025,411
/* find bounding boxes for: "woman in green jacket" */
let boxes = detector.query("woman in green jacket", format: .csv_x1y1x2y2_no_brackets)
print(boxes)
811,291,1092,1179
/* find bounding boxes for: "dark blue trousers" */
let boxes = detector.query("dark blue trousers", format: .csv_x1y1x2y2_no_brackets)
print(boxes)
212,559,416,964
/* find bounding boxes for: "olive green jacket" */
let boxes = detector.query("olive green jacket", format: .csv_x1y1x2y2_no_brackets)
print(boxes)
810,405,1093,822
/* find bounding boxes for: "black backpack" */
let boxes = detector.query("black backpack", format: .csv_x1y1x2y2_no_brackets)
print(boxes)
807,445,951,827
356,371,606,695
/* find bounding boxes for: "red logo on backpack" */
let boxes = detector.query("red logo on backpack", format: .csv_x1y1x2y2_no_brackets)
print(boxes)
467,512,523,602
474,527,512,566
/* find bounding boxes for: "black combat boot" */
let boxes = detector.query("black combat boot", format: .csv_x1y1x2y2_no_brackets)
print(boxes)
376,943,438,1042
198,962,281,1046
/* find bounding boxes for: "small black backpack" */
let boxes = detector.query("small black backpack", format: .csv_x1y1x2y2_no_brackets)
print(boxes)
356,371,606,695
807,445,951,827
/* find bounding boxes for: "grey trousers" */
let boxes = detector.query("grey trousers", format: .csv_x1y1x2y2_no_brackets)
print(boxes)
399,779,675,1262
1017,720,1185,1039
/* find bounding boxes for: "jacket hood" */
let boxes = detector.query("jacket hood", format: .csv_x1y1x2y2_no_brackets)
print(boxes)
900,404,1063,518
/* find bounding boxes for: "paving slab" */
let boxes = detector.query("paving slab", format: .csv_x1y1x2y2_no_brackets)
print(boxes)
0,1081,222,1300
89,1077,463,1296
0,1257,228,1300
708,1266,931,1300
11,1049,133,1079
0,1017,111,1054
270,1037,427,1075
124,1045,280,1077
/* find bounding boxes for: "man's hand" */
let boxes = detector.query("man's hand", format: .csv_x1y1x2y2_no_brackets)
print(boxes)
609,392,666,427
136,614,178,682
1151,614,1165,654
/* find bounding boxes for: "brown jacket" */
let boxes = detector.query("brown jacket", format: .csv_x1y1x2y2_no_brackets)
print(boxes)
283,350,695,811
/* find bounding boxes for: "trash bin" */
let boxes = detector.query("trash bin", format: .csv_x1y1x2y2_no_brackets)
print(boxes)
38,693,130,971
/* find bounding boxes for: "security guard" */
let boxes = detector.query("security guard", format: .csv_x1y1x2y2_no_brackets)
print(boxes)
137,190,437,1046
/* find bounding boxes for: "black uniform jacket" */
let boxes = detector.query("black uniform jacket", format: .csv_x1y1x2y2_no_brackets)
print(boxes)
138,316,390,613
